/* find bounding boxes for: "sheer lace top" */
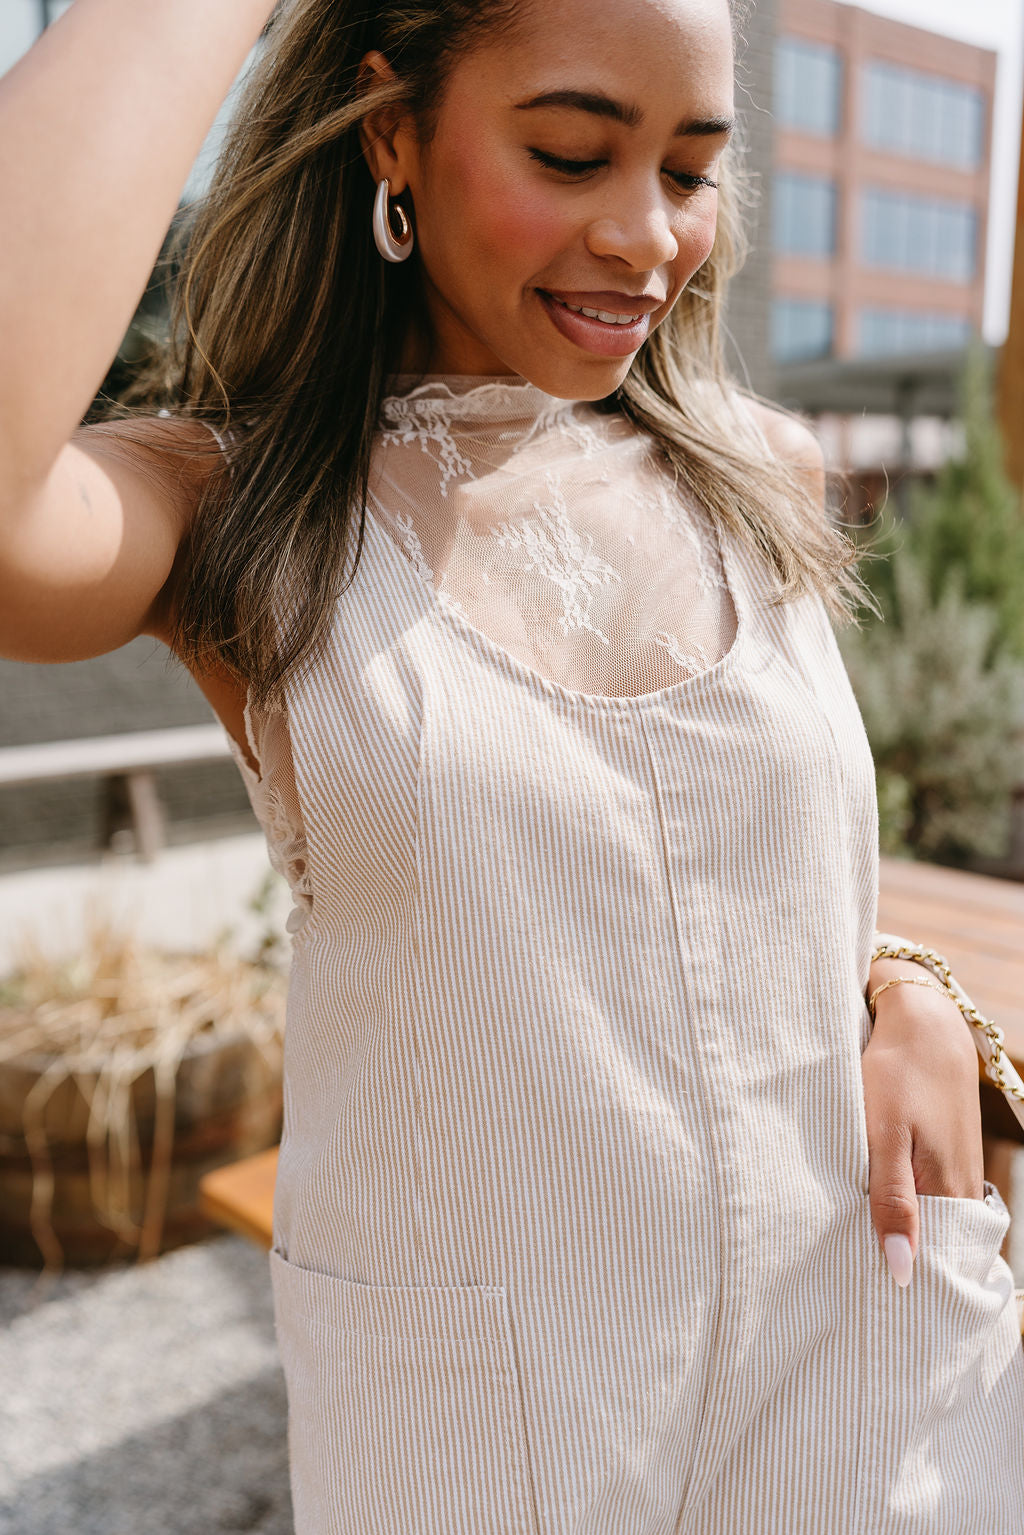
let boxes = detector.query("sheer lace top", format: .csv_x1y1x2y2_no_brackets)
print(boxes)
370,375,737,695
222,374,740,935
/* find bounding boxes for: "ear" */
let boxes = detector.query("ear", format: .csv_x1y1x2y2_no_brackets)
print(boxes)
357,50,412,193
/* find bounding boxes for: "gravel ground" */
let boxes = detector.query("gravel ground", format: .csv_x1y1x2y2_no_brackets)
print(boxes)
0,1236,292,1535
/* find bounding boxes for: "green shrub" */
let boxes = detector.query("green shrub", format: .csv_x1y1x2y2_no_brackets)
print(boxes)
839,347,1024,865
840,557,1024,861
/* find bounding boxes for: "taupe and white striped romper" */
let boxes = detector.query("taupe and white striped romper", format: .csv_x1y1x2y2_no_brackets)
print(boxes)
225,376,1024,1533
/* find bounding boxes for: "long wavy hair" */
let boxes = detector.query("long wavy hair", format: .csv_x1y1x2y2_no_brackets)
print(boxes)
105,0,864,710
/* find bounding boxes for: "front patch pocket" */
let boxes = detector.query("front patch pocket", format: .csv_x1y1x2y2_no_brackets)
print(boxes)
855,1183,1024,1532
270,1250,540,1535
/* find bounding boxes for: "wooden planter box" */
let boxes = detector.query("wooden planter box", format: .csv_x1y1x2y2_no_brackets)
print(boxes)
0,1024,283,1267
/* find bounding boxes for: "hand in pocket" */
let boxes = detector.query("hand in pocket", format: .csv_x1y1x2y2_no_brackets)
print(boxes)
861,985,985,1286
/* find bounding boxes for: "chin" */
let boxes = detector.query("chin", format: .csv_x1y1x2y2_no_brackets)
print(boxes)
529,356,634,402
498,339,630,400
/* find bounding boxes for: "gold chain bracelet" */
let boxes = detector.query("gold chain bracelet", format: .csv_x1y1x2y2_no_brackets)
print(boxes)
867,974,954,1020
870,940,1024,1105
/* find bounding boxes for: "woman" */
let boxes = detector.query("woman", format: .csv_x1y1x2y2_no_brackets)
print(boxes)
1,0,1021,1529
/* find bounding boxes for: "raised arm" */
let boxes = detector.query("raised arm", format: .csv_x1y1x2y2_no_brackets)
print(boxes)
0,0,276,662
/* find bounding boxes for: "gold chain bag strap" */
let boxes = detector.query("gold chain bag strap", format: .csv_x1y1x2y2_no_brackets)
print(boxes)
872,931,1024,1333
872,933,1024,1134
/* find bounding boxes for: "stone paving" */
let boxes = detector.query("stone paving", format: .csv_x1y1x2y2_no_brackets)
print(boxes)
0,1236,292,1535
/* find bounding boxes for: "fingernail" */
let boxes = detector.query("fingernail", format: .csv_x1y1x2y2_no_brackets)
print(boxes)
884,1234,914,1288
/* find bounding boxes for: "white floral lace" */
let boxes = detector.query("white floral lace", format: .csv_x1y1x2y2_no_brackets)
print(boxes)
225,703,313,938
491,471,621,644
370,374,737,699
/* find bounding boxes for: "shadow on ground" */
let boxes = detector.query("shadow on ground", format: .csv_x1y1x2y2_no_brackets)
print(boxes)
1,1371,292,1535
0,1235,293,1535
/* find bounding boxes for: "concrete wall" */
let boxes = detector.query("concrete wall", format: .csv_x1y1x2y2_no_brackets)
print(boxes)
0,832,290,972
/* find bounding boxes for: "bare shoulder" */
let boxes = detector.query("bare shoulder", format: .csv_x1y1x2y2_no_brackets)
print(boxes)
76,412,226,528
83,417,253,748
735,396,826,508
79,412,229,632
0,413,227,666
739,398,824,474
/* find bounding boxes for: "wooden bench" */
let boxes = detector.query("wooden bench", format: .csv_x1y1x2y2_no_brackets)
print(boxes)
0,725,233,862
199,857,1024,1291
199,1144,278,1250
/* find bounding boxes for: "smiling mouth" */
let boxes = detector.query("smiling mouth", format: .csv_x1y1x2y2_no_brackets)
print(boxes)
542,293,642,327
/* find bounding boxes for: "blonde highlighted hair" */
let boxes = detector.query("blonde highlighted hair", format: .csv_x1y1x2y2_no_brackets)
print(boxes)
114,0,863,709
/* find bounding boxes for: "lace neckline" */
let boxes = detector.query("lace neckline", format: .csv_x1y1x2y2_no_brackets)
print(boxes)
380,373,582,434
367,368,743,708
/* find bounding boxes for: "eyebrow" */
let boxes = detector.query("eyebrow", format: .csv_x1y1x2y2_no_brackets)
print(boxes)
513,89,735,139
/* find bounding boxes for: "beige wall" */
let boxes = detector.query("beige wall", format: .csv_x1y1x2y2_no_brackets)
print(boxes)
1000,93,1024,492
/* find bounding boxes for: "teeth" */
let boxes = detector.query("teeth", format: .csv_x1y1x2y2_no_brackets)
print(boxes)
557,298,641,326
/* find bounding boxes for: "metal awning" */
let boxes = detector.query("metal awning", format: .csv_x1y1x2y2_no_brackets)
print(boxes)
775,345,997,419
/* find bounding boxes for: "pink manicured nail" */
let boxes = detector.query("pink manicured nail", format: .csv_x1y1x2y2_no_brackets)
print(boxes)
884,1234,914,1288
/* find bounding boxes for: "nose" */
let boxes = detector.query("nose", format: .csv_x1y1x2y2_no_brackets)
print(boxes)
584,179,680,271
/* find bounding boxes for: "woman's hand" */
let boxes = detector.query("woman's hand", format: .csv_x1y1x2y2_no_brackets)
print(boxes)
861,963,984,1288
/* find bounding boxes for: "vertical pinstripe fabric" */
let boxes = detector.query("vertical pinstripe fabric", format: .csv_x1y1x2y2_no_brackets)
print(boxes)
247,394,1024,1532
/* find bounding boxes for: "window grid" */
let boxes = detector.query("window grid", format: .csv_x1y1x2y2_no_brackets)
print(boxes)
774,172,838,258
861,62,985,170
775,38,843,138
773,299,835,362
861,188,977,282
859,309,973,357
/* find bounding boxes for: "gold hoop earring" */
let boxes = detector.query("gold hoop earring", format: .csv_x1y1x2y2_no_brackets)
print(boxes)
373,177,414,263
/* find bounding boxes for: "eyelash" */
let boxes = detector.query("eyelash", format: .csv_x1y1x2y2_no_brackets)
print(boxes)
527,147,718,191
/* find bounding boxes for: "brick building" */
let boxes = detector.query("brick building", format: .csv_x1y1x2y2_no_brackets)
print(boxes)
772,0,996,363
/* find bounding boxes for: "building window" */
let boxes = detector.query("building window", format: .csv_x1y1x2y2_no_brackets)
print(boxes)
861,189,977,282
862,62,985,170
859,309,972,357
775,38,843,137
773,299,835,362
774,172,838,257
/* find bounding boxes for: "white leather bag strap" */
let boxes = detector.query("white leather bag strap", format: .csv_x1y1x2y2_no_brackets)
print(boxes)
873,932,1024,1138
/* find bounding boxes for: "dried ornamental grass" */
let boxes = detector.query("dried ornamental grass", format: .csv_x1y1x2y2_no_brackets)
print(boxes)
0,920,287,1269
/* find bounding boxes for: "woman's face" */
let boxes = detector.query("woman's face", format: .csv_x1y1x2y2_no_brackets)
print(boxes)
371,0,735,399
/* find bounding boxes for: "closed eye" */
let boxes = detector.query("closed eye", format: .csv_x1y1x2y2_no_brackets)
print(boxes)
527,147,718,191
528,149,605,176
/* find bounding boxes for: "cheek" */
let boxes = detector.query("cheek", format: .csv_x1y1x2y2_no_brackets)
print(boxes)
681,201,719,270
431,145,571,283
